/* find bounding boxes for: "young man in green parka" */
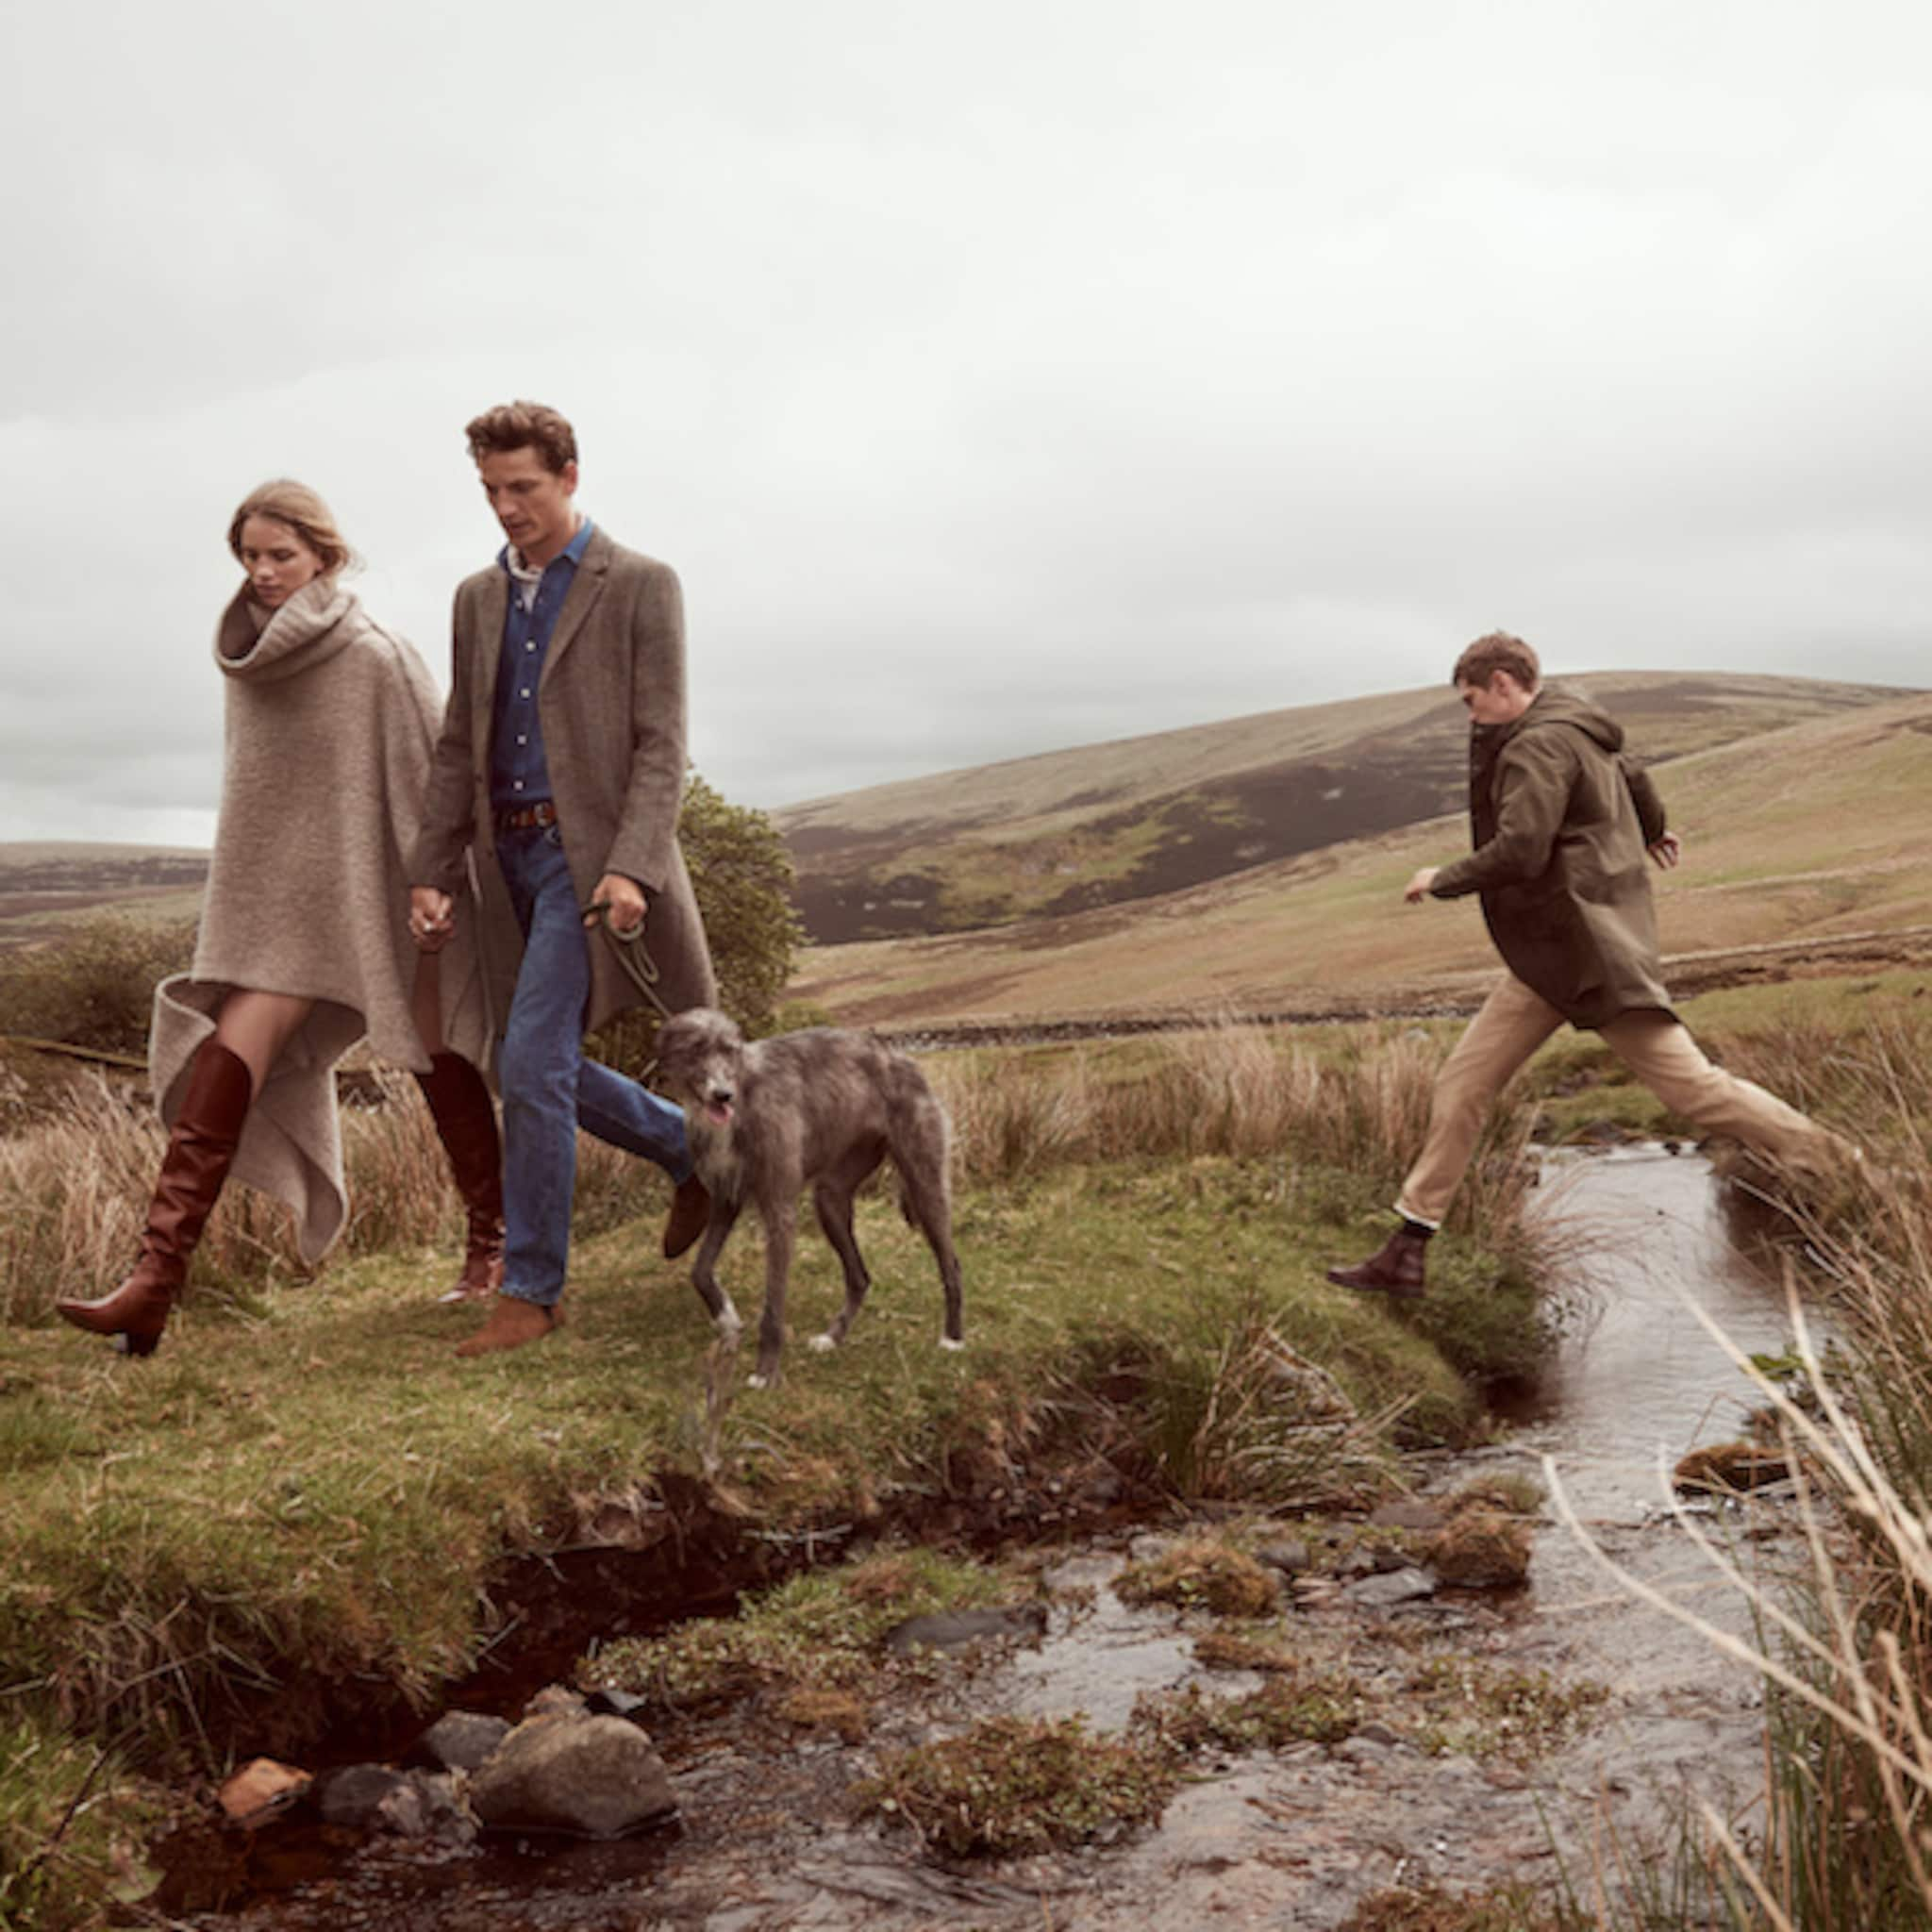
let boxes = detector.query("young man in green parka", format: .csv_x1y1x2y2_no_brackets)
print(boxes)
1328,630,1857,1299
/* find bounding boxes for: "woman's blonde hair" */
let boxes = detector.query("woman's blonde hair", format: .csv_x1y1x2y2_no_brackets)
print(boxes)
226,480,358,575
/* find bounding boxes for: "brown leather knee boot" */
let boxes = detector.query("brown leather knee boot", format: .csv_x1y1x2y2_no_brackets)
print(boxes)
58,1041,255,1355
414,1052,505,1302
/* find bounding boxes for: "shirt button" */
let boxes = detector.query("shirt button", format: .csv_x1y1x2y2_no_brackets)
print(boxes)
520,687,530,698
517,734,528,744
513,780,525,791
525,641,536,652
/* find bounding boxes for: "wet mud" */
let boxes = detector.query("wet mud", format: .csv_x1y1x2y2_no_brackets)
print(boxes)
163,1147,1806,1930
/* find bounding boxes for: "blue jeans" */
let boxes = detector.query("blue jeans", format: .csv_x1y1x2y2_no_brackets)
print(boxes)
494,824,692,1307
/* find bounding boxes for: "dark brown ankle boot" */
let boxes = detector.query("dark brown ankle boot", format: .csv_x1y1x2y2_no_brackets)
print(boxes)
413,1052,505,1303
1326,1226,1429,1299
58,1041,255,1355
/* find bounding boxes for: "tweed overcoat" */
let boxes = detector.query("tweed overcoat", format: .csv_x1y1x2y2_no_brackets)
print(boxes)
1428,685,1674,1030
153,578,491,1263
408,525,716,1037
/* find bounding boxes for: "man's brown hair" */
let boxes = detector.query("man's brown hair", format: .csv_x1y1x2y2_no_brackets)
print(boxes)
1452,631,1541,691
465,400,578,475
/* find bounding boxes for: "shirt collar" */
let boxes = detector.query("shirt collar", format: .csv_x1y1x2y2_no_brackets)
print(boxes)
500,515,594,581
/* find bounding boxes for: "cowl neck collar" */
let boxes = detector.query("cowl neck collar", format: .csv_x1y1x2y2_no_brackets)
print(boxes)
214,576,358,683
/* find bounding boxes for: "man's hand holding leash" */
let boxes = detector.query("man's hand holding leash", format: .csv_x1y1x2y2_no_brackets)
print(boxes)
585,871,647,938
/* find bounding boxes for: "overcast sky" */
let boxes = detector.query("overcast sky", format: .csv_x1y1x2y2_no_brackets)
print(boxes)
5,1,1928,849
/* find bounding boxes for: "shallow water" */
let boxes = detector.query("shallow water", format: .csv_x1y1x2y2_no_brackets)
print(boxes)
1508,1144,1804,1510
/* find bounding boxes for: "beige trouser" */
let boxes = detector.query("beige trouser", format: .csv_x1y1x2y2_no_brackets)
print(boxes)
1396,973,1856,1227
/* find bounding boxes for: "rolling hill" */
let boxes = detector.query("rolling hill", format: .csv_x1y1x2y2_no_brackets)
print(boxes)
790,687,1932,1027
776,672,1914,942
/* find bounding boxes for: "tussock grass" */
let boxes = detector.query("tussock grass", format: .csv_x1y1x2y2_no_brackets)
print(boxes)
0,1069,658,1325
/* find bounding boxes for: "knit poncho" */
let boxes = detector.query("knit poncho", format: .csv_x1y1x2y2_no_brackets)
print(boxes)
151,576,491,1263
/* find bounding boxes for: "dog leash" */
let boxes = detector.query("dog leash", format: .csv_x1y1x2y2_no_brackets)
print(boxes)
585,899,678,1082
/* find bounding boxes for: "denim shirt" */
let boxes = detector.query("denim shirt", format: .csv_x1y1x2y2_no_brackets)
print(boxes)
489,517,595,811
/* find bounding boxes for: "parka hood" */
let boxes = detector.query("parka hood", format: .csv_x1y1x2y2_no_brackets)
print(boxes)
1507,684,1624,757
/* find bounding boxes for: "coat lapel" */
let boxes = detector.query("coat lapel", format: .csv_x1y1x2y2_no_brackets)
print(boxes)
541,527,612,685
469,571,508,748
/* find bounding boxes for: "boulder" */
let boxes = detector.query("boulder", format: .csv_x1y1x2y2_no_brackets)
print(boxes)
469,1711,676,1839
411,1710,511,1774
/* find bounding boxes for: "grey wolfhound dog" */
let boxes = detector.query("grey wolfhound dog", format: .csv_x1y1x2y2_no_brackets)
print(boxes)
651,1008,965,1385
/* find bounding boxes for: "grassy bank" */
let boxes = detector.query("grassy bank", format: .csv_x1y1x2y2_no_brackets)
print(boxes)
0,1022,1551,1929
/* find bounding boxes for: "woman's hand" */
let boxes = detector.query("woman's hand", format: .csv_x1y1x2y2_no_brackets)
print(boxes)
409,886,455,951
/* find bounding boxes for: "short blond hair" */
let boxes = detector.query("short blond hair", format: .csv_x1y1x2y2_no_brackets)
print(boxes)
1453,631,1541,691
227,480,357,575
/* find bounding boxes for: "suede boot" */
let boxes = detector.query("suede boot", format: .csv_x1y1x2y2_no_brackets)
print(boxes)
455,1294,563,1358
1325,1226,1430,1299
414,1052,505,1302
57,1041,255,1355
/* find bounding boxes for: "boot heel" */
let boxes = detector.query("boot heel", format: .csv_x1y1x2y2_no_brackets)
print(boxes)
116,1330,162,1358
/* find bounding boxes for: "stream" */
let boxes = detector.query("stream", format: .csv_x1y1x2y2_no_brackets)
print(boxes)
163,1145,1807,1929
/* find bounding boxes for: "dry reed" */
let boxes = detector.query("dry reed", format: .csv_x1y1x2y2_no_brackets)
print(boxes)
0,1068,657,1324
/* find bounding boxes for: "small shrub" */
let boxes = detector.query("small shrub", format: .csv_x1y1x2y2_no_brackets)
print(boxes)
858,1714,1174,1857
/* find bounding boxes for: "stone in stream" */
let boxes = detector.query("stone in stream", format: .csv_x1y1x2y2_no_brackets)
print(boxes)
1341,1567,1437,1609
1255,1539,1311,1576
1368,1498,1448,1535
883,1603,1050,1655
215,1757,309,1828
469,1707,677,1839
410,1709,511,1774
316,1764,473,1842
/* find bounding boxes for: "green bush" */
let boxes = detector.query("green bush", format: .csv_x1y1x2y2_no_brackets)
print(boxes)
0,917,195,1058
587,771,804,1077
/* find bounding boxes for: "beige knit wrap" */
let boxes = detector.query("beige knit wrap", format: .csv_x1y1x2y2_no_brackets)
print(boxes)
150,577,491,1264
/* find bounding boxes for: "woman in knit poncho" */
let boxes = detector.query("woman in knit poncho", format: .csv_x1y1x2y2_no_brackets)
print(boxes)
58,481,501,1356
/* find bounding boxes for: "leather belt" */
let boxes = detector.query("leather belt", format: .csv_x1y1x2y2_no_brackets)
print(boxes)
493,800,559,832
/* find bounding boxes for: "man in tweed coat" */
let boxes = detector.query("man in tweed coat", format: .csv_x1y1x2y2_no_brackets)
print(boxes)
409,401,717,1356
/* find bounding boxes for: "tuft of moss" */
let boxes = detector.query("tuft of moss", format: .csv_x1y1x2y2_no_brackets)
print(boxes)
1405,1658,1608,1762
1114,1536,1279,1618
1341,1880,1575,1931
1133,1671,1365,1753
1425,1507,1533,1590
857,1714,1174,1857
585,1546,1017,1717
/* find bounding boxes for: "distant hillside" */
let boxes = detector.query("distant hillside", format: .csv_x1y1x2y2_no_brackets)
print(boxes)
0,842,208,946
777,673,1914,943
790,689,1932,1027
